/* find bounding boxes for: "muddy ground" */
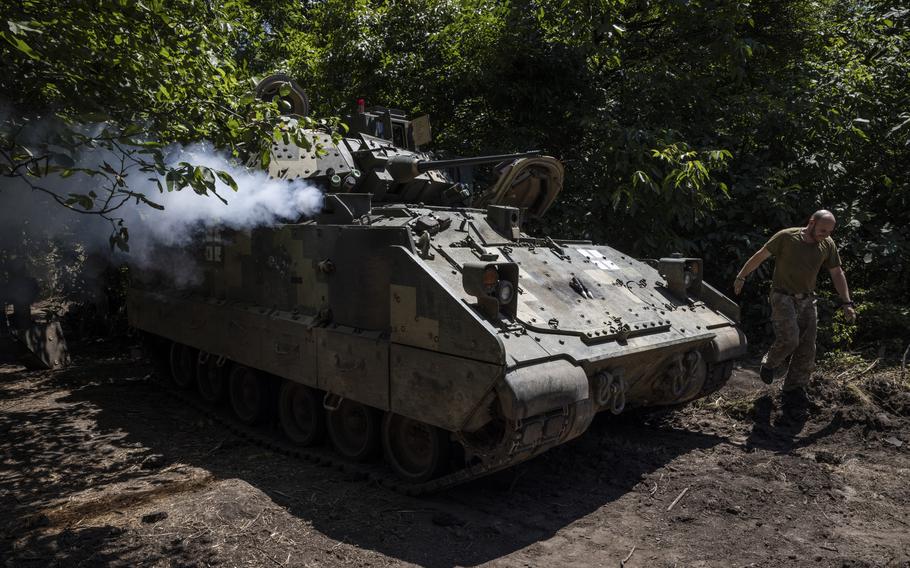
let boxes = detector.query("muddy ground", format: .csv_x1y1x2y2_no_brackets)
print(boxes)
1,340,909,567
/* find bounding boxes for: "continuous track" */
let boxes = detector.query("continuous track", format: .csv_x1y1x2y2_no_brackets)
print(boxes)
151,372,511,496
148,346,734,496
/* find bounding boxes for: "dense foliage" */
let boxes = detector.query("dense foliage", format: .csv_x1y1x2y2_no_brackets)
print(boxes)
2,0,907,349
281,0,909,350
0,0,334,249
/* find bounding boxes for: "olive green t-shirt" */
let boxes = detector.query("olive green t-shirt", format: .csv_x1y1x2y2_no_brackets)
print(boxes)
764,227,841,294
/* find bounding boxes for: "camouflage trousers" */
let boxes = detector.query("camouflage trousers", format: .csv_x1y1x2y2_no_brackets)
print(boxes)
762,291,817,392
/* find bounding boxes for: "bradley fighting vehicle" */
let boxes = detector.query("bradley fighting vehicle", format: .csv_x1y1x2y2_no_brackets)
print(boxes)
129,76,746,486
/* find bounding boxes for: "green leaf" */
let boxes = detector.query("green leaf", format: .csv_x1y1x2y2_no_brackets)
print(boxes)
199,166,216,185
3,34,39,60
216,170,238,191
888,116,910,137
140,195,165,210
66,193,94,210
121,123,144,136
8,21,42,35
850,126,869,140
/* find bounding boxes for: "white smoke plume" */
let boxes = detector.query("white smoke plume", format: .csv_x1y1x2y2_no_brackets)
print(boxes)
0,139,324,288
121,142,323,252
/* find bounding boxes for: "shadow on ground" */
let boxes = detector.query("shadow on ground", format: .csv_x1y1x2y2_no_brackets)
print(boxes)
1,343,726,567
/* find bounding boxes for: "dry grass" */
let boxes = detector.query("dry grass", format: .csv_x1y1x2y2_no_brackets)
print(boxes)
30,469,215,529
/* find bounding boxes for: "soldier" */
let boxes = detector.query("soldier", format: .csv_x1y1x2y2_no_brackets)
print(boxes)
733,210,856,405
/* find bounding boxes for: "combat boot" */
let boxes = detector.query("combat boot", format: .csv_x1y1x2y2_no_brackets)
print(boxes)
780,388,811,422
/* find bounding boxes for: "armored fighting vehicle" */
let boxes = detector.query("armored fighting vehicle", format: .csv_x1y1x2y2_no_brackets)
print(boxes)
129,76,746,486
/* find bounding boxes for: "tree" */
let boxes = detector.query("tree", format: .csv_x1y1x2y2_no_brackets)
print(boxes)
0,0,331,250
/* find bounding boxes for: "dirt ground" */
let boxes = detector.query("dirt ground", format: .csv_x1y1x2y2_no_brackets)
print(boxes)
2,340,909,568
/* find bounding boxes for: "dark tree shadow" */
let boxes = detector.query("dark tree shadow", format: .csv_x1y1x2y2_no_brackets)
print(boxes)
2,345,728,568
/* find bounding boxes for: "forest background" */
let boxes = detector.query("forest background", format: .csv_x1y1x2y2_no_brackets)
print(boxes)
1,0,907,355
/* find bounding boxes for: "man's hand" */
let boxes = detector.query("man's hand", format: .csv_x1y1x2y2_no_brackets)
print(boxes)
734,248,769,296
733,277,745,295
842,305,856,323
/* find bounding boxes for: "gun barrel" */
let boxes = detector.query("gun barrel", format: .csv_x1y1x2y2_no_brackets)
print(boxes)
415,151,541,173
385,151,541,182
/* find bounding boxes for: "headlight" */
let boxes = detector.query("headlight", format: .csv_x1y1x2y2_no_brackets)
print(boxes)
483,266,500,293
496,280,514,304
462,262,519,318
658,255,703,300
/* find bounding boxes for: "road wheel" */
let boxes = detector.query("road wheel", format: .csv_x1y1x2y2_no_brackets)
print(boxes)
197,355,227,404
382,412,450,483
169,343,196,390
229,365,270,425
278,381,325,446
326,399,380,461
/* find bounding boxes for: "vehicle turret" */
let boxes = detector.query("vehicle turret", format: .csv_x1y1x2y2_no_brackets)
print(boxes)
261,77,563,215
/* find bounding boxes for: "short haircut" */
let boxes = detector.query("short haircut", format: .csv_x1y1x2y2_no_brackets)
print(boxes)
811,209,835,223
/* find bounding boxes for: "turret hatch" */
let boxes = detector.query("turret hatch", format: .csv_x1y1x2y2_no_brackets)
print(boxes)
477,156,564,218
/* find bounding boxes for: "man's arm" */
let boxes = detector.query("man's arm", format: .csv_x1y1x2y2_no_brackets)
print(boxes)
733,247,772,295
829,266,856,322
